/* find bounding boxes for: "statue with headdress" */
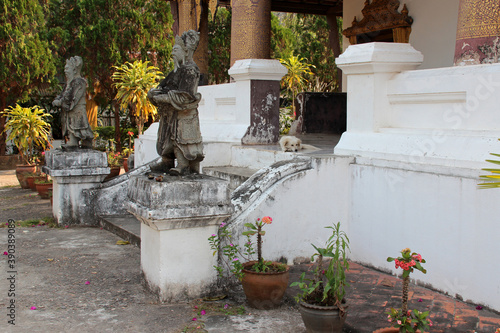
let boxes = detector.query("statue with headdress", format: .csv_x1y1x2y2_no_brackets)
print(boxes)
52,56,94,149
147,30,204,175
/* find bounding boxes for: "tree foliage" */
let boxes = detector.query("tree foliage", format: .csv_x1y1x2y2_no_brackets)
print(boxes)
47,0,174,150
112,60,162,135
47,0,174,103
208,7,231,84
272,13,341,93
0,0,56,154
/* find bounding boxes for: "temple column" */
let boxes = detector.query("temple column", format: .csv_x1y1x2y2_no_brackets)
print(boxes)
454,0,500,65
176,0,209,84
230,0,271,66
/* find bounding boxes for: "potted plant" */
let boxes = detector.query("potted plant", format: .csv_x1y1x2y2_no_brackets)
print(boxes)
375,248,432,333
26,172,47,191
35,178,53,199
122,131,134,172
290,222,350,333
104,150,122,181
208,216,289,309
1,104,52,188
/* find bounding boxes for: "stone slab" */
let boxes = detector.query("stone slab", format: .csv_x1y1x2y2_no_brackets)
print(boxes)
45,148,108,170
127,173,233,222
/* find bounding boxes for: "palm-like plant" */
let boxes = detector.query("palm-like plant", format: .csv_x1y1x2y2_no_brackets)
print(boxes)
479,139,500,188
279,55,314,115
112,60,162,135
1,104,52,165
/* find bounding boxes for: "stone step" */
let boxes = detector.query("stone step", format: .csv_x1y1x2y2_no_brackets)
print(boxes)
98,214,141,247
202,166,258,192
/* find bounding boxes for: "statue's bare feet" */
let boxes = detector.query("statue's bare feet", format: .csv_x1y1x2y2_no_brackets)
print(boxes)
169,167,189,176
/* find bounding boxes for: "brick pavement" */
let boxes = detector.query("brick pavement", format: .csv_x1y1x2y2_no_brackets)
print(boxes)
289,262,500,333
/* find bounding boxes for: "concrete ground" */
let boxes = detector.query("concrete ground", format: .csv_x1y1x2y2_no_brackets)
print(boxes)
1,170,500,332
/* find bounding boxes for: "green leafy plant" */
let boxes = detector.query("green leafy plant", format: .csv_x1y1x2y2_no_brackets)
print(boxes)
479,139,500,188
1,104,52,165
279,107,294,135
386,248,431,332
112,60,162,135
279,55,314,116
122,131,135,157
34,178,52,185
291,222,350,313
208,216,286,280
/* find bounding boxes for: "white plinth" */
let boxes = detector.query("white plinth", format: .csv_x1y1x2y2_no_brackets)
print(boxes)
43,149,109,226
127,174,233,302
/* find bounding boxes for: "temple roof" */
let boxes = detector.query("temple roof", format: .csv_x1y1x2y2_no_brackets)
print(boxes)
271,0,343,15
219,0,343,16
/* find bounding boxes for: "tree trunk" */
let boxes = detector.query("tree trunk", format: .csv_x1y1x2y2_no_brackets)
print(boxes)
171,0,179,37
326,14,343,92
113,101,122,152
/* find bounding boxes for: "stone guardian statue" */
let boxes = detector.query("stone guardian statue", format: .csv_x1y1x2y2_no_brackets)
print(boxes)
147,30,204,175
52,56,94,149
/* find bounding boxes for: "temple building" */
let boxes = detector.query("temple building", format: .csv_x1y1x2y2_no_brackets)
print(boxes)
134,0,500,311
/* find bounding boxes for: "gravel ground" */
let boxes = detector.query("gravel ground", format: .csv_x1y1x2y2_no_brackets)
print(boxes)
0,174,306,333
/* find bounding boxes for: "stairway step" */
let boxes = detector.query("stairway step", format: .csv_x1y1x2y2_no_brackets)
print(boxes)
99,214,141,247
203,166,258,191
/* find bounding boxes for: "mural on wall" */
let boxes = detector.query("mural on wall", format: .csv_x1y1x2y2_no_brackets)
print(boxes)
454,0,500,65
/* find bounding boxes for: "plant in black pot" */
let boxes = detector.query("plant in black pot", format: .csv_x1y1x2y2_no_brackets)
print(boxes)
291,222,350,333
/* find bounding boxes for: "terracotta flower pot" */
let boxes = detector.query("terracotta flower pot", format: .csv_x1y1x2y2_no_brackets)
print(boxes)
104,166,121,181
298,301,348,333
15,165,37,189
373,328,400,333
123,158,129,172
373,328,424,333
35,182,53,199
28,175,46,191
241,261,290,309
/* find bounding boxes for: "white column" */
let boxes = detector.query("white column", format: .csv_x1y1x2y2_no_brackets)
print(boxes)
335,42,423,132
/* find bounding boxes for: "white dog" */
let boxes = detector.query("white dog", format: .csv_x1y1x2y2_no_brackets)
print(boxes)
279,135,321,152
279,136,302,152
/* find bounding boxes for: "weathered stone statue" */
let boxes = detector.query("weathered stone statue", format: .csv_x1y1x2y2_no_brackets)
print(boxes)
147,30,204,175
52,56,93,149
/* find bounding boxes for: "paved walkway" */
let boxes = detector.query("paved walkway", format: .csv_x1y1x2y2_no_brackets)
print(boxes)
1,171,500,332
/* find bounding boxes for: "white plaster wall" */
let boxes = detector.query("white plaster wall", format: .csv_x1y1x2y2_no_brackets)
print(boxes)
134,123,160,167
198,83,249,142
334,42,500,311
342,0,459,69
231,156,352,265
141,223,219,302
348,159,500,311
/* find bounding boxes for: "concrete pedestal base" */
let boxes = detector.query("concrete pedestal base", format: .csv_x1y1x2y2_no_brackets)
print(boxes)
127,174,233,302
43,149,110,226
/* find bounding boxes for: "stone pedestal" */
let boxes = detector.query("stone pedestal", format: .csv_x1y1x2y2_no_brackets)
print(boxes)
228,59,287,145
126,174,233,302
43,149,110,226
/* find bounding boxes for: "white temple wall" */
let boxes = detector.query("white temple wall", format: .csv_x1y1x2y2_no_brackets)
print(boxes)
335,42,500,311
342,0,459,70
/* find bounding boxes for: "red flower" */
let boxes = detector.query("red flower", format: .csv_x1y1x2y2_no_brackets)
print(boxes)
261,216,272,224
127,131,134,136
